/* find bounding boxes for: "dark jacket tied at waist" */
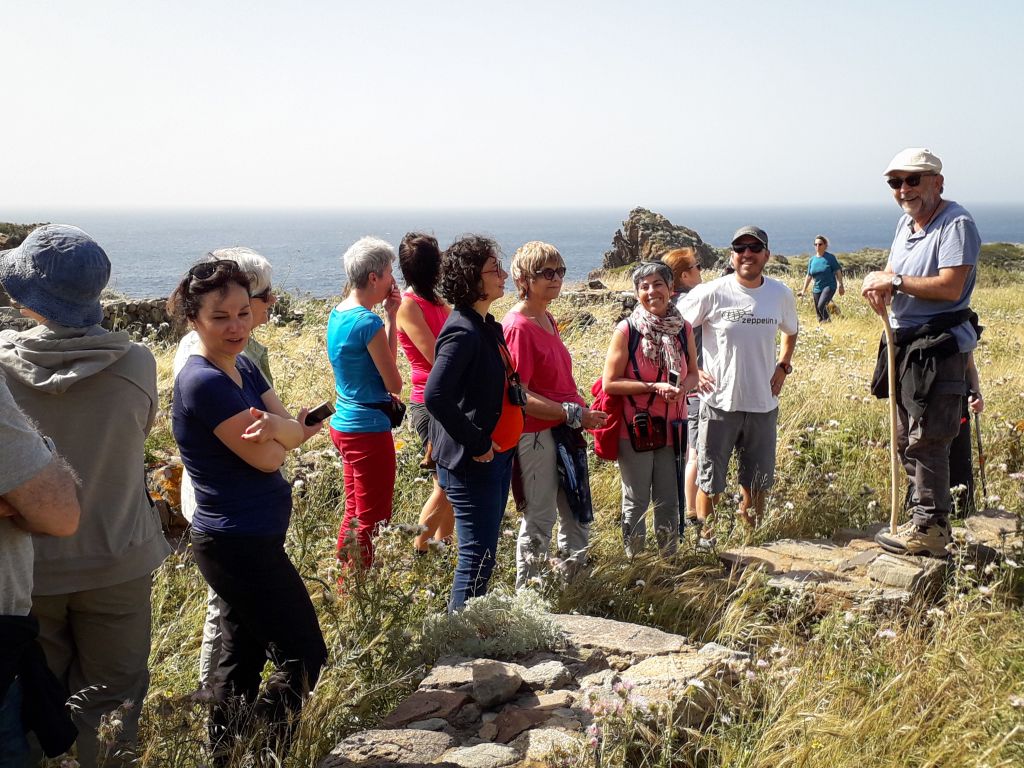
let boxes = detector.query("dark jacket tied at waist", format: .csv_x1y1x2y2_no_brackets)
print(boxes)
871,309,982,420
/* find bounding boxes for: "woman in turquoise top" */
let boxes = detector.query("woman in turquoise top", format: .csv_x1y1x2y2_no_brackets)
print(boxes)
327,236,403,579
799,234,845,323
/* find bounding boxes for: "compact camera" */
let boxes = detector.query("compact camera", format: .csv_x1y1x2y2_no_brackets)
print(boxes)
508,374,528,407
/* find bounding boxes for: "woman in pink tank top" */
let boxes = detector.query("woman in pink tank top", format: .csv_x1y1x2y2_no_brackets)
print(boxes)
395,233,453,553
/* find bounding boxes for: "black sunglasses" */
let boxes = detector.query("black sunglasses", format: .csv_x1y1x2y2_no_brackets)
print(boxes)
886,173,934,190
683,263,703,272
188,259,239,281
251,286,273,302
533,266,567,280
732,243,765,255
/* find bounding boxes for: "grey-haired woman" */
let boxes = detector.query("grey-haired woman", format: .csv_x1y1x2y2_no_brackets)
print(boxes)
601,261,698,556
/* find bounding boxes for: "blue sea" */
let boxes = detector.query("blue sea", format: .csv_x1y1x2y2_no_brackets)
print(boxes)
5,206,1023,298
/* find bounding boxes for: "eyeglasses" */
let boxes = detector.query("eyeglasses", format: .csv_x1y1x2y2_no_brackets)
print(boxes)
533,266,567,280
682,264,702,272
188,259,239,281
814,241,825,247
886,173,935,190
732,243,765,255
252,287,273,302
482,260,505,276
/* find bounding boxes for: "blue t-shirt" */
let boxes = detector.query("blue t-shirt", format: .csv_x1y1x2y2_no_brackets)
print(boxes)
326,305,391,432
172,355,293,536
888,200,980,352
806,252,843,293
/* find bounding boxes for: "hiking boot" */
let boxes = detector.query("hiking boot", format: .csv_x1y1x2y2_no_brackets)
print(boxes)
697,524,717,551
875,520,951,558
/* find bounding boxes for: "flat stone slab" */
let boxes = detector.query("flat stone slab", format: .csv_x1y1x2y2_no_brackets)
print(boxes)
508,727,581,765
383,690,470,728
720,531,949,606
319,729,455,767
442,743,521,768
551,613,690,663
420,658,527,708
962,508,1023,553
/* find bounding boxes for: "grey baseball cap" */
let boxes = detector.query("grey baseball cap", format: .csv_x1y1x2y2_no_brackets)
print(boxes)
731,226,769,249
0,225,110,327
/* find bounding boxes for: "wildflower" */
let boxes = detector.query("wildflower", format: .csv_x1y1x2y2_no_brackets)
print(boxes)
875,628,897,640
634,579,646,588
720,713,733,724
784,501,795,511
756,659,769,669
950,484,967,494
978,586,992,596
987,495,1001,504
1006,558,1020,568
964,564,976,572
59,759,80,768
745,670,757,681
926,607,944,619
867,500,878,510
293,479,305,490
769,643,787,656
686,678,706,690
843,611,856,624
984,562,998,575
1009,695,1024,708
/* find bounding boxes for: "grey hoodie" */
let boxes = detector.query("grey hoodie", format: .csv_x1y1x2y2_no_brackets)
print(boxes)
0,323,170,594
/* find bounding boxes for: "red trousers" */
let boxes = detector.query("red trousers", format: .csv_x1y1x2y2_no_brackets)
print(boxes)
330,428,396,572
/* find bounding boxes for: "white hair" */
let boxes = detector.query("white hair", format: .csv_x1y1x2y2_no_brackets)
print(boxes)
207,247,273,296
343,236,395,289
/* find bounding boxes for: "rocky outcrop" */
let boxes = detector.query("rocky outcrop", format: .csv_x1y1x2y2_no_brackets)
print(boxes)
320,616,746,767
599,208,720,272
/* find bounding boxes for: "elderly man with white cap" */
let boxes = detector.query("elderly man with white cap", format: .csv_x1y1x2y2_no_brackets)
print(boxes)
862,148,981,557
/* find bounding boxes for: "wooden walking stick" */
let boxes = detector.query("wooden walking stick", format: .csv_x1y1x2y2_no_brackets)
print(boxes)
882,312,900,534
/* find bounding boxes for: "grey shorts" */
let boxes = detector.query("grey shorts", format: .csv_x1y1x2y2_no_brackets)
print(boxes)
686,396,700,453
409,402,431,450
697,403,778,494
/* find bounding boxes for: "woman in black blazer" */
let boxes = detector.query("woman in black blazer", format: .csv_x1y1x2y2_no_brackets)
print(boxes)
425,236,523,611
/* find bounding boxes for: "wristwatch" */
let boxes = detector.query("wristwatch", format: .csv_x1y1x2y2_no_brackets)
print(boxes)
777,362,793,375
891,274,904,293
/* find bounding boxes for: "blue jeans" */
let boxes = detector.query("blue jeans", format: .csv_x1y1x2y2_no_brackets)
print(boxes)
813,287,835,322
0,679,28,768
438,449,515,612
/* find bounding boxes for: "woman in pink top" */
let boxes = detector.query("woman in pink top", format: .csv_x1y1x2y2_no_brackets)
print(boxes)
602,261,698,557
503,242,608,588
395,232,453,553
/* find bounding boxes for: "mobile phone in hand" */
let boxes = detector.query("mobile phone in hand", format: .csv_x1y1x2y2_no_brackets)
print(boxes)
304,401,335,426
668,369,680,387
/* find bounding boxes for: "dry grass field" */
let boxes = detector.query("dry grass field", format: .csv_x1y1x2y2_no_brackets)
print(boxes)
130,259,1024,767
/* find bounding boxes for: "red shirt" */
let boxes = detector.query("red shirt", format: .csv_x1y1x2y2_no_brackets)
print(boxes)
502,309,585,433
397,290,450,403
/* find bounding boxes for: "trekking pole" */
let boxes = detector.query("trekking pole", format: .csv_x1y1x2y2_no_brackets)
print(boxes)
882,312,900,534
974,411,988,501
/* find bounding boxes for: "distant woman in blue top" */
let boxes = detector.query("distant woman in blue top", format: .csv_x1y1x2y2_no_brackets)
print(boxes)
169,258,326,758
327,236,403,577
799,235,845,323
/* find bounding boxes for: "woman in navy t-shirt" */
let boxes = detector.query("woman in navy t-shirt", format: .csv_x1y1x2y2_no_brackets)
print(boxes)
169,259,326,759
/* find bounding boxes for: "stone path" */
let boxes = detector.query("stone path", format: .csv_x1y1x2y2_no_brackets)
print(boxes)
319,510,1021,766
319,614,746,768
718,509,1022,609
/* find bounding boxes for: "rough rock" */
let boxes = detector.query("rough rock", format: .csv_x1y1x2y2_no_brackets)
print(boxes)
508,727,581,765
492,708,552,743
552,613,690,664
719,531,950,607
520,660,572,691
407,717,449,731
420,658,526,709
319,728,455,767
961,508,1023,555
512,690,574,711
599,207,719,271
441,743,520,768
382,690,470,728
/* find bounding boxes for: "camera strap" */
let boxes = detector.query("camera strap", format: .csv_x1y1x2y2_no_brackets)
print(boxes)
625,320,660,413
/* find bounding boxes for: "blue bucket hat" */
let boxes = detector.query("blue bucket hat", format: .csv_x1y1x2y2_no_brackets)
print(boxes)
0,225,110,327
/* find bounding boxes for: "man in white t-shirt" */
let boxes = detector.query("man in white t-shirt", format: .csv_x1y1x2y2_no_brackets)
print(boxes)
679,226,799,543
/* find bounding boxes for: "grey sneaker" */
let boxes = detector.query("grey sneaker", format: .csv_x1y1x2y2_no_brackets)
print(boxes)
875,521,951,558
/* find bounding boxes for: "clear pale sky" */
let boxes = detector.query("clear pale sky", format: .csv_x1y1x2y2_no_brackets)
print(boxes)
4,0,1022,209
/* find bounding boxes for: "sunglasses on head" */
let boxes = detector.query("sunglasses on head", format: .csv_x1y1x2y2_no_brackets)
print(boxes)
188,259,239,281
533,266,567,280
732,243,765,255
886,173,934,190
